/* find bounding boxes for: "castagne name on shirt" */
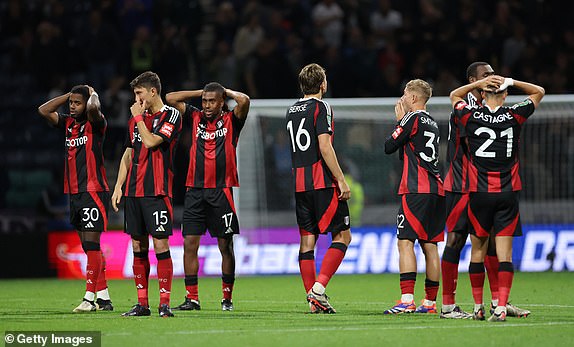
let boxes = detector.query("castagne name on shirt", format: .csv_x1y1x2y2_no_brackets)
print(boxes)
472,111,514,124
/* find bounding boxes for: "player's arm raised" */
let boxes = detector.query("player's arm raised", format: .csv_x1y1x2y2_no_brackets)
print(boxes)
85,85,104,123
130,100,164,149
318,134,350,201
504,79,545,108
112,147,133,212
165,90,203,115
449,75,504,107
225,88,250,120
38,92,70,126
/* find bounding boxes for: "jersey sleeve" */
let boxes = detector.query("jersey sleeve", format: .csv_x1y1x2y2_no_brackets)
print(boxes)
315,101,333,136
90,114,107,133
453,101,475,127
124,120,133,148
154,107,181,143
232,110,246,133
55,113,68,129
509,98,535,124
384,112,416,154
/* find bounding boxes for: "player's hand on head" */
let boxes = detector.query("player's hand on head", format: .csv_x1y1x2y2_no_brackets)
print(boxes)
482,75,504,92
85,85,95,95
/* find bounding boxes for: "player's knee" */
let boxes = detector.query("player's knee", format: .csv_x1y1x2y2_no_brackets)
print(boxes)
329,242,348,254
442,245,461,264
446,233,467,250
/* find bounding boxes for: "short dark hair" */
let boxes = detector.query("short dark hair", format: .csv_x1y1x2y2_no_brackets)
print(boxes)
466,62,490,80
299,63,326,95
130,71,161,95
70,85,90,102
203,82,225,98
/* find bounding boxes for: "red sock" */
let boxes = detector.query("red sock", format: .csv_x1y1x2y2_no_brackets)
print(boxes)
86,251,102,295
298,252,316,293
157,254,173,306
485,254,500,302
498,262,514,308
186,285,199,300
133,254,150,307
317,244,347,287
399,272,416,297
222,274,234,301
425,279,440,301
96,251,108,292
441,259,458,305
469,262,485,305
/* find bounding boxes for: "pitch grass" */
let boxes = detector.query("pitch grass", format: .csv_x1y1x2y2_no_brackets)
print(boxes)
1,273,574,347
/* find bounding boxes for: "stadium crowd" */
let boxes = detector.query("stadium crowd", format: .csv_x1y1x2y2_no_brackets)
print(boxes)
1,0,574,102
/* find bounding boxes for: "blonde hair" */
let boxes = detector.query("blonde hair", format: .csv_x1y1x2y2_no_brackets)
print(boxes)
405,79,432,103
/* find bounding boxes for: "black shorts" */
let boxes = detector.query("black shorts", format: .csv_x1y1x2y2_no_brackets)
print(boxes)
124,196,173,239
295,188,350,235
445,192,469,235
182,188,239,238
397,194,445,242
69,191,109,232
468,192,522,238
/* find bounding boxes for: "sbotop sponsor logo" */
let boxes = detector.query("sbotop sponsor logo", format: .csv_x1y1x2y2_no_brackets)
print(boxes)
66,136,88,148
196,126,228,140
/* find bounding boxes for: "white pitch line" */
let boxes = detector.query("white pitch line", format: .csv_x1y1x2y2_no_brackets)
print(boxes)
104,321,574,337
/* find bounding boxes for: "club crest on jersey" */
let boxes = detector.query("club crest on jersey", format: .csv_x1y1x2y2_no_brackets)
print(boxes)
159,123,174,137
80,124,85,132
217,120,224,128
392,126,403,139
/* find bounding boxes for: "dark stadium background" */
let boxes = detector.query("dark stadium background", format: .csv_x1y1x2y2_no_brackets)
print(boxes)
1,0,573,277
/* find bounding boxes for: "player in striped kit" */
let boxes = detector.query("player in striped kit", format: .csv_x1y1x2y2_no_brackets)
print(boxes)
38,85,113,312
286,63,352,314
112,71,182,318
441,62,531,319
383,79,444,315
450,75,544,321
166,82,250,311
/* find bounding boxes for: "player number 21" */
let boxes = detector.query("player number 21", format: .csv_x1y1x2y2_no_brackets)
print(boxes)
286,119,311,152
475,127,513,158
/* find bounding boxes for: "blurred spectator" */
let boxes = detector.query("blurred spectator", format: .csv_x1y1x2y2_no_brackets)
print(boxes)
312,0,344,48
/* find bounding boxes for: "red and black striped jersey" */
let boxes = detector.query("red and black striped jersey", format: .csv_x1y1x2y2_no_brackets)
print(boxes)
444,93,480,193
56,114,109,194
185,105,245,188
286,97,337,192
454,98,535,192
124,105,181,197
385,110,444,195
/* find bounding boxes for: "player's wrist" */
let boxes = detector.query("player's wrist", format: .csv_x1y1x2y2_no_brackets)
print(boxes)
133,114,144,123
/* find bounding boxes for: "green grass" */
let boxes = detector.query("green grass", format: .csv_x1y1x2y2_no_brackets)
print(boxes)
1,273,574,347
